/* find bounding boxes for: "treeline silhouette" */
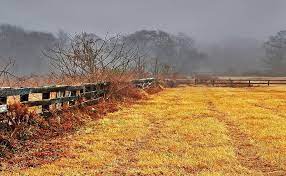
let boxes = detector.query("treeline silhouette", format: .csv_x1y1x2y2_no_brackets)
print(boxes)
0,23,285,76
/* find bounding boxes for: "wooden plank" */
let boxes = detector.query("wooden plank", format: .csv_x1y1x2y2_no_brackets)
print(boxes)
77,97,102,107
22,90,107,107
0,79,154,115
0,82,110,97
0,86,72,97
83,90,106,98
198,79,286,82
69,90,77,105
42,92,51,113
214,82,286,85
132,78,156,84
23,95,80,107
132,78,156,88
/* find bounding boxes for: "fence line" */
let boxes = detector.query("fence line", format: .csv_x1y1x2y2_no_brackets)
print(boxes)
194,79,286,86
163,78,286,87
0,78,156,116
3,77,281,116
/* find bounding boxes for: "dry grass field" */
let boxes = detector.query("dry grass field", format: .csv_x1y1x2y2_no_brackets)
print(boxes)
2,86,286,175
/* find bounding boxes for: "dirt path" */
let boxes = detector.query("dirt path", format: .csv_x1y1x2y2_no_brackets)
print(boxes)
2,86,286,175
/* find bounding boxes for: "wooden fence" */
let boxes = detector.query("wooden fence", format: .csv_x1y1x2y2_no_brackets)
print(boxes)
0,78,156,115
162,78,286,87
3,77,281,116
195,79,286,87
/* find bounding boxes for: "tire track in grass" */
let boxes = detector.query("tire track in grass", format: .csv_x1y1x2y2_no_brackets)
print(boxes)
250,102,286,120
110,88,222,175
110,90,206,175
111,117,164,175
205,88,286,176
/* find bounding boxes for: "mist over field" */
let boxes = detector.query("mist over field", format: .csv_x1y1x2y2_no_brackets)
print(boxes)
0,0,286,75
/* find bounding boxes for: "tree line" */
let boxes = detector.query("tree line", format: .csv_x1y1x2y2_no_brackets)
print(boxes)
0,23,286,77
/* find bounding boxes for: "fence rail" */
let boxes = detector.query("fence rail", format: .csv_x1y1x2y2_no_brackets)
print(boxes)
163,78,286,87
195,79,286,86
0,78,156,115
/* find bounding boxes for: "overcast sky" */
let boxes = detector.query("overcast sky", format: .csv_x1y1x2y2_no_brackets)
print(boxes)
1,0,286,43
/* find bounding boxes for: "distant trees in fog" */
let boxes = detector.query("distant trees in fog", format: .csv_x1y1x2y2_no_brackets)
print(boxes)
0,24,56,74
2,23,286,76
123,30,206,74
263,31,286,75
0,25,206,76
200,38,264,75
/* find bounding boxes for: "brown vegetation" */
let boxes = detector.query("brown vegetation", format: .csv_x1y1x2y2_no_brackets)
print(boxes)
0,31,169,170
0,77,161,169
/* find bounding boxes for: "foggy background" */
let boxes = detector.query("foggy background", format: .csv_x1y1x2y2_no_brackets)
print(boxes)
1,0,286,75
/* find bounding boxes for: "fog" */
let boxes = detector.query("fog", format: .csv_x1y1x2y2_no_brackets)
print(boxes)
1,0,286,75
2,0,286,42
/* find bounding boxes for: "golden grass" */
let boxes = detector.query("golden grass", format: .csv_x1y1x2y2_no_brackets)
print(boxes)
2,86,286,175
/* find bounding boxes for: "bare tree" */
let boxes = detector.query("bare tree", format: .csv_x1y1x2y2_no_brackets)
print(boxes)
44,32,145,83
0,58,17,86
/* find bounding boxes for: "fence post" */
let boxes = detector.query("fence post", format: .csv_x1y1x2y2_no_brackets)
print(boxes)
85,85,92,100
268,80,270,86
248,80,251,87
56,91,65,109
42,92,50,114
69,91,77,105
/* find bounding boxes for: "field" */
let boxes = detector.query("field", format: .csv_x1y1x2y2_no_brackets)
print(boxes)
2,85,286,175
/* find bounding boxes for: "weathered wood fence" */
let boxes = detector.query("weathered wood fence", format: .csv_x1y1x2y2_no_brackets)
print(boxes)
0,78,156,115
195,79,286,87
163,78,286,87
2,77,281,115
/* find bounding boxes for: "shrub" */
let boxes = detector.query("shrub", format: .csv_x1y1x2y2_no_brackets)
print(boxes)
4,103,39,140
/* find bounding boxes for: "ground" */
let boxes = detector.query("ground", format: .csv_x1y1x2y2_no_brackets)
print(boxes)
2,86,286,175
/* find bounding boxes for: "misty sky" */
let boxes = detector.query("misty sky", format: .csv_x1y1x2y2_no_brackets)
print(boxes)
1,0,286,42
